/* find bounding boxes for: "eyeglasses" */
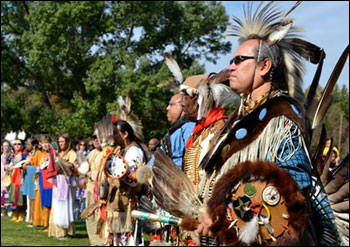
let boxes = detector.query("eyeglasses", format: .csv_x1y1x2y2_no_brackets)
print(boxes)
14,143,22,146
229,56,256,66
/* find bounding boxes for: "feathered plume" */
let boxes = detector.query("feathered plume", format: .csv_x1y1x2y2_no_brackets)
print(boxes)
163,52,183,84
17,130,26,141
111,93,144,140
5,131,17,143
151,148,200,218
225,1,307,104
312,45,349,129
157,52,183,92
94,114,114,148
135,165,153,186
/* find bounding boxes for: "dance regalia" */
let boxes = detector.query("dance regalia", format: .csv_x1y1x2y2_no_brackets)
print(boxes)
7,150,28,211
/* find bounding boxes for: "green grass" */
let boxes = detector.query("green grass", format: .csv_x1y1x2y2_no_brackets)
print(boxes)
1,216,90,246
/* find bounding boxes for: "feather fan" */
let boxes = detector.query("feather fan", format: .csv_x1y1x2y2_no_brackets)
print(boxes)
151,148,200,218
94,114,114,148
311,150,349,246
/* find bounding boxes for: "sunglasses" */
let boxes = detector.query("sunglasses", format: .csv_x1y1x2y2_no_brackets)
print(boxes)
14,143,22,145
230,55,256,66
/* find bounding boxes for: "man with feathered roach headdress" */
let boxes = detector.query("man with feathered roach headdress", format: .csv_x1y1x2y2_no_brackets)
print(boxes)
194,1,349,246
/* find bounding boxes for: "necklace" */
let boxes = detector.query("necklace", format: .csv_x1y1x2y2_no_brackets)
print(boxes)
242,89,288,115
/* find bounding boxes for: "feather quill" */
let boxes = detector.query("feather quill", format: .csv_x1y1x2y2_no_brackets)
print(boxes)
312,45,349,129
163,52,183,84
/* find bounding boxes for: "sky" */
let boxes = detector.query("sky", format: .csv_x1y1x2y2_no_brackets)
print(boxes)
204,1,349,90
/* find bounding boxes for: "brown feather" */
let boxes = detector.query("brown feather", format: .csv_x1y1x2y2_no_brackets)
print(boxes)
311,125,328,177
207,69,230,84
94,114,114,148
324,155,349,194
152,148,197,218
331,201,349,213
305,48,325,119
328,182,349,203
312,45,349,129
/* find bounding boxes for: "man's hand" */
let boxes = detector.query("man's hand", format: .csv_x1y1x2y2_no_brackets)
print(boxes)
195,212,214,237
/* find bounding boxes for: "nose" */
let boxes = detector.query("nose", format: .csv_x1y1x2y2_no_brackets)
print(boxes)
228,61,236,71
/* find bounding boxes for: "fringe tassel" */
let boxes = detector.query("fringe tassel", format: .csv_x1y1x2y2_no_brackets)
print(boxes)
216,116,309,181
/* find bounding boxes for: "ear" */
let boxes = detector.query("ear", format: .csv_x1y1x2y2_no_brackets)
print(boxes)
258,58,272,78
122,131,129,141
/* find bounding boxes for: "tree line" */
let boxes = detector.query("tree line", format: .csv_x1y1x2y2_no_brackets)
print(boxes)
1,1,348,159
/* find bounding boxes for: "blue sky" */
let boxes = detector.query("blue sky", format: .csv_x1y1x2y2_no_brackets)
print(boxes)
204,1,349,90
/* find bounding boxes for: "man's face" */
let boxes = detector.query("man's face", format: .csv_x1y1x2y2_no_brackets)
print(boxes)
166,94,183,124
148,138,158,152
182,94,198,121
228,39,259,94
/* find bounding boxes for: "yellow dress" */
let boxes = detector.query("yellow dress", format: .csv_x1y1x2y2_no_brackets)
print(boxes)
48,149,77,238
31,151,51,227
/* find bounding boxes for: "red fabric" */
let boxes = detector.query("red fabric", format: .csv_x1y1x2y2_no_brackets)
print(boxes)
100,205,107,222
93,172,99,203
41,145,57,189
11,150,28,186
186,107,227,149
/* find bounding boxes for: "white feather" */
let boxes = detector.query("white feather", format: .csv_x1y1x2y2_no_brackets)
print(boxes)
163,52,183,84
5,131,16,142
198,133,215,164
136,165,154,186
78,161,90,176
18,130,26,141
117,95,126,109
238,216,259,245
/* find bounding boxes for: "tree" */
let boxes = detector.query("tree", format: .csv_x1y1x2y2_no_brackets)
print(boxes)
1,1,231,142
